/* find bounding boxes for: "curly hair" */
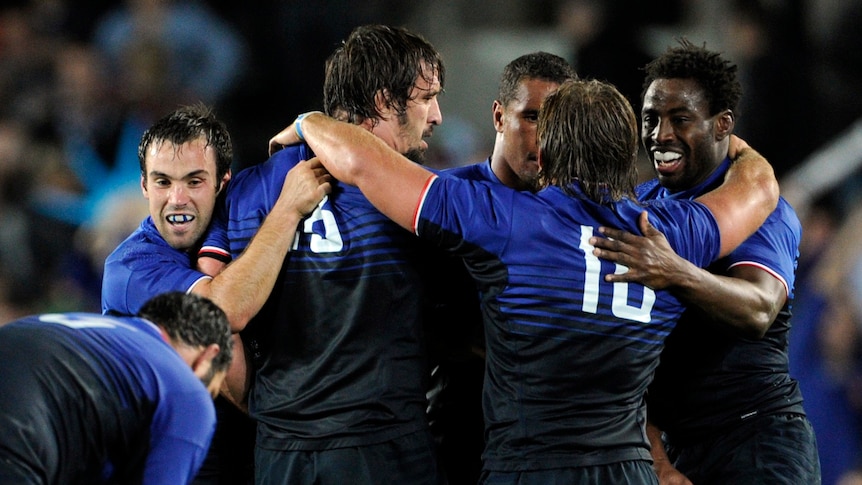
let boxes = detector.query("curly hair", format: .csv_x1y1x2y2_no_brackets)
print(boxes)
538,79,639,203
138,292,233,374
641,38,742,116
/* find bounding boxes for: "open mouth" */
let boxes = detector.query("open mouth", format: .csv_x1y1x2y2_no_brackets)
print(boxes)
653,150,682,174
166,214,195,225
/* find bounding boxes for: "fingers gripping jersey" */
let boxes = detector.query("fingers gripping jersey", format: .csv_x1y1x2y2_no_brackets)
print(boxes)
202,144,430,450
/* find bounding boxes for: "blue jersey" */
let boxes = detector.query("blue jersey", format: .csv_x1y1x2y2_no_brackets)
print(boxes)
639,158,805,444
102,217,210,315
444,157,499,184
415,175,721,472
204,143,431,450
0,313,215,484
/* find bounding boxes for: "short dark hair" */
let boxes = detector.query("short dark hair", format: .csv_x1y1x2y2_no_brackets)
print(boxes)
538,79,639,203
642,38,742,116
138,292,233,374
323,24,445,125
498,52,578,107
138,103,233,189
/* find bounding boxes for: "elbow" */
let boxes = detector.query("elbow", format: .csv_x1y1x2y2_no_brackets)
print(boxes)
228,312,251,334
739,313,771,339
736,300,776,339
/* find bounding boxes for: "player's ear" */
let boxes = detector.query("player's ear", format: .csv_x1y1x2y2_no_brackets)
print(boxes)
217,169,232,195
714,110,734,141
373,89,392,118
141,174,148,197
191,343,220,382
492,99,505,133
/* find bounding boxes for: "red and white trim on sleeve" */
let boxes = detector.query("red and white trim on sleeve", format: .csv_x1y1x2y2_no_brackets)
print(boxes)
198,246,232,264
727,261,791,297
413,174,439,235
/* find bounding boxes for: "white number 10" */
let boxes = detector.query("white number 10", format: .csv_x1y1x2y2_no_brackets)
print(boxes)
580,226,655,323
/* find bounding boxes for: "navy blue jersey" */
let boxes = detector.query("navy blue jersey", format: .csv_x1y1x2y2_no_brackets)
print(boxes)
415,175,722,472
102,217,209,315
639,158,805,444
0,313,215,484
204,144,430,450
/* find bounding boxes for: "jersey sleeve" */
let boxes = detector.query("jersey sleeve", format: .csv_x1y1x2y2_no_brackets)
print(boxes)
102,236,210,315
198,194,231,263
415,176,515,254
145,378,216,485
722,198,801,298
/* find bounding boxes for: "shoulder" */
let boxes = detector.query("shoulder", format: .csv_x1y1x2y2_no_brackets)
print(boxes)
443,159,494,183
228,144,310,200
635,178,662,200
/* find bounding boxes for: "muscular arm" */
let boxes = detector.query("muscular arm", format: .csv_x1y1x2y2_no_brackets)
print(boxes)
193,158,331,332
275,112,434,230
219,334,251,412
694,141,779,257
591,211,785,338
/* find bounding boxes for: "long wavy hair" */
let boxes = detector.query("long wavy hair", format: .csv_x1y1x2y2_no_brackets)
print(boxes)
538,79,639,203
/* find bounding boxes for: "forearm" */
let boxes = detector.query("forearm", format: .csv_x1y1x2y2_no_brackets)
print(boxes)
198,205,301,332
220,334,250,412
299,112,434,230
298,112,385,185
647,420,671,468
668,267,781,338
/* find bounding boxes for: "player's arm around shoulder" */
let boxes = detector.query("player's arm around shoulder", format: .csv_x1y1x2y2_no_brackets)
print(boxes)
193,157,331,332
288,111,436,231
694,136,778,257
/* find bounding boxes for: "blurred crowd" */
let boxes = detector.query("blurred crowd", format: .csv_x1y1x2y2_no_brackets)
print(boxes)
0,0,859,483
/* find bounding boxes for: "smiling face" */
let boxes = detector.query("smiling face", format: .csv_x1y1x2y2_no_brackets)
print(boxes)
370,64,443,164
492,78,561,191
141,137,227,251
641,77,728,192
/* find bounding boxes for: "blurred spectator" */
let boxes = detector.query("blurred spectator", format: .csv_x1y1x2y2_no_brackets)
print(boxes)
0,3,57,129
790,200,862,485
554,0,681,110
0,119,38,306
725,0,812,178
92,0,247,106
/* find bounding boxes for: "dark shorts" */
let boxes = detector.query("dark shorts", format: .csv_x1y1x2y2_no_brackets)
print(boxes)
479,460,658,485
667,413,821,485
254,428,445,485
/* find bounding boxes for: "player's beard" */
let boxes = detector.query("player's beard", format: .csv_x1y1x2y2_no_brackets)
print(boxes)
403,147,426,165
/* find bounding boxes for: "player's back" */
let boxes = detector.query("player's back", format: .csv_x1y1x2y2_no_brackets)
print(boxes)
416,176,723,470
224,145,431,449
0,313,210,484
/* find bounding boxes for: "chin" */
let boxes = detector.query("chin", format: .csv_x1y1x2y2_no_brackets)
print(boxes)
404,148,426,165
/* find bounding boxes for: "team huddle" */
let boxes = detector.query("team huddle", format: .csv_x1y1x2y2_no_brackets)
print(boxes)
0,23,820,485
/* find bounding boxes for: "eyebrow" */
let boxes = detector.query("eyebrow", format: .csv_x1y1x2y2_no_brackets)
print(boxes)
149,169,209,179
